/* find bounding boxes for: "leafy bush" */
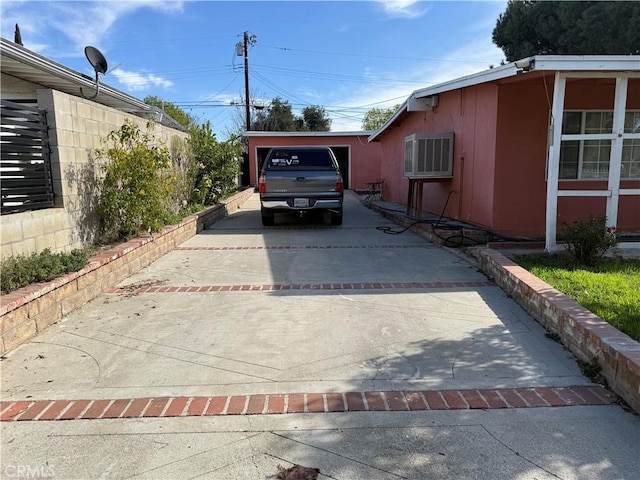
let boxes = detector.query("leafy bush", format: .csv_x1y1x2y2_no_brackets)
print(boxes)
188,122,241,205
561,214,618,267
1,248,89,294
96,121,177,242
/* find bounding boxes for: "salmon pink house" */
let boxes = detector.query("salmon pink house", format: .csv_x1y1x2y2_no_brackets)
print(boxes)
370,55,639,249
247,56,640,250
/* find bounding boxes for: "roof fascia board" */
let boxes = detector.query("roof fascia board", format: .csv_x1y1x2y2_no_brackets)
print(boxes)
533,55,640,71
368,55,640,142
368,100,407,142
1,37,148,110
411,63,519,100
244,131,374,137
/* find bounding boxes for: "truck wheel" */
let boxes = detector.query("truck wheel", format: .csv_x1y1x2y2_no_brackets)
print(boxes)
261,209,275,226
331,208,343,226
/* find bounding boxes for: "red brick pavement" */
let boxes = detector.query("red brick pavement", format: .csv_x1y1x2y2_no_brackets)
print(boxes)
0,386,616,422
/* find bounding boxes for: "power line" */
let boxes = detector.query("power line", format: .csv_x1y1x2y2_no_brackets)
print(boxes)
260,44,496,65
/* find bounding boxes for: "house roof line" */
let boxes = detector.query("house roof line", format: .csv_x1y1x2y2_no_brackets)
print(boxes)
244,130,374,137
368,55,640,142
0,37,183,131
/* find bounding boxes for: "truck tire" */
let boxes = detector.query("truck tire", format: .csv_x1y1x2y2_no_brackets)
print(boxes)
261,208,275,226
331,208,343,226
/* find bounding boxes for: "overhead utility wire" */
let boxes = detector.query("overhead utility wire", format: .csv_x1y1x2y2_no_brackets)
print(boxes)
260,44,496,65
249,70,365,122
251,63,422,86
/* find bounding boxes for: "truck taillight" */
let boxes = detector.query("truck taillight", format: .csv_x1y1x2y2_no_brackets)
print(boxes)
336,172,344,193
259,174,266,193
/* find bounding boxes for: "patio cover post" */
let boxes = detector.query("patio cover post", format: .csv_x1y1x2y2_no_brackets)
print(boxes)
606,76,628,228
545,72,566,251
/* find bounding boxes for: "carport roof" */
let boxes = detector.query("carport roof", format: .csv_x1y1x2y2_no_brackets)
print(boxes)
0,37,183,131
368,55,640,142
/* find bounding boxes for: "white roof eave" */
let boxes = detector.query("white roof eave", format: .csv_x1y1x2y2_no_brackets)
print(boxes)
1,37,184,130
244,130,375,137
368,55,640,142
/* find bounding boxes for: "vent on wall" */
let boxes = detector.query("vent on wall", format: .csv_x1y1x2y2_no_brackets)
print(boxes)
404,132,454,178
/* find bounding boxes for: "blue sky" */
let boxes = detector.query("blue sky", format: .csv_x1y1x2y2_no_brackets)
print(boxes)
1,0,508,138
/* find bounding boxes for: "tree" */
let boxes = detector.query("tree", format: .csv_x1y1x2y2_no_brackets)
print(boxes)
362,105,400,131
493,1,640,62
298,106,331,132
251,98,331,132
143,96,196,130
252,97,297,131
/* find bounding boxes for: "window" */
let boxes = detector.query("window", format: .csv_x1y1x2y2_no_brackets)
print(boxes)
404,133,454,178
265,148,335,170
559,110,640,180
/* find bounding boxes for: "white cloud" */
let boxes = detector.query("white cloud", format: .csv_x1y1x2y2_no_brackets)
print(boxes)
110,68,174,91
377,0,429,19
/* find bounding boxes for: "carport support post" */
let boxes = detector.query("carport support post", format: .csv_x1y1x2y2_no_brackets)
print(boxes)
605,76,628,228
545,72,566,251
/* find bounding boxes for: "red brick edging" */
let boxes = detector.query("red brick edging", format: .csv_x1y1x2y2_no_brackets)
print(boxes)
0,386,616,422
472,247,640,415
107,281,495,294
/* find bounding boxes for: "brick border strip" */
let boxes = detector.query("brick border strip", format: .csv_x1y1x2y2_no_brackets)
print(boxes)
471,247,640,414
176,245,432,250
107,281,495,295
0,188,255,355
0,386,616,422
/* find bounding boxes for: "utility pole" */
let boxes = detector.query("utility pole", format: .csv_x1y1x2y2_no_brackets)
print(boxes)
243,31,250,131
236,32,256,132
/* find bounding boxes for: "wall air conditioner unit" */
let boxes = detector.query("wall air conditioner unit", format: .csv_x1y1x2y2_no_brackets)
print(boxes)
404,132,454,179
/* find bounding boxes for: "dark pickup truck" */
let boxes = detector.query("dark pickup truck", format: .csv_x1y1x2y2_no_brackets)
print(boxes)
258,146,344,226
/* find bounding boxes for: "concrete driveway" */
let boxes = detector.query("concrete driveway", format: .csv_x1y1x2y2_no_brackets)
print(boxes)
1,192,639,479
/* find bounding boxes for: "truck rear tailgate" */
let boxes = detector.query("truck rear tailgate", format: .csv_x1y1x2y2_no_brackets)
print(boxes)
264,170,339,194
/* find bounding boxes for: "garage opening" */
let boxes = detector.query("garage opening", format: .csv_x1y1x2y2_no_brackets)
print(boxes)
257,146,350,188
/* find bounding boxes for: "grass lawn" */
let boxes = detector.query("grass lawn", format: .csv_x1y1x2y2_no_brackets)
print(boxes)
515,254,640,343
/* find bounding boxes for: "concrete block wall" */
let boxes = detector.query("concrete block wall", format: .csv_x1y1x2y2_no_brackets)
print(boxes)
0,89,188,261
472,247,640,414
0,187,254,355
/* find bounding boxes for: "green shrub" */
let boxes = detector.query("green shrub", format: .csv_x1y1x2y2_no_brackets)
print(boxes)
1,248,89,294
188,122,241,205
96,120,177,242
561,214,618,267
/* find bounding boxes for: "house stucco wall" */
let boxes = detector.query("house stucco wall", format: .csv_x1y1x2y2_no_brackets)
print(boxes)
247,134,381,190
494,76,640,238
374,74,638,240
0,88,188,260
377,83,499,228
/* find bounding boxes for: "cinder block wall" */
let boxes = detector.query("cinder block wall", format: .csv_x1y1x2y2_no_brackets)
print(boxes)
0,89,188,260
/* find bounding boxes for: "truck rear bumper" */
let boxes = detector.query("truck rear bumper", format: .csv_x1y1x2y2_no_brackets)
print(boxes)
261,198,342,211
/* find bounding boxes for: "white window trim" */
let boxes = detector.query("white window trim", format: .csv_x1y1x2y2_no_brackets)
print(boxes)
558,109,640,181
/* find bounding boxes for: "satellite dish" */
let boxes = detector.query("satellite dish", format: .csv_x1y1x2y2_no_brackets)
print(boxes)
85,46,108,74
81,46,108,100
